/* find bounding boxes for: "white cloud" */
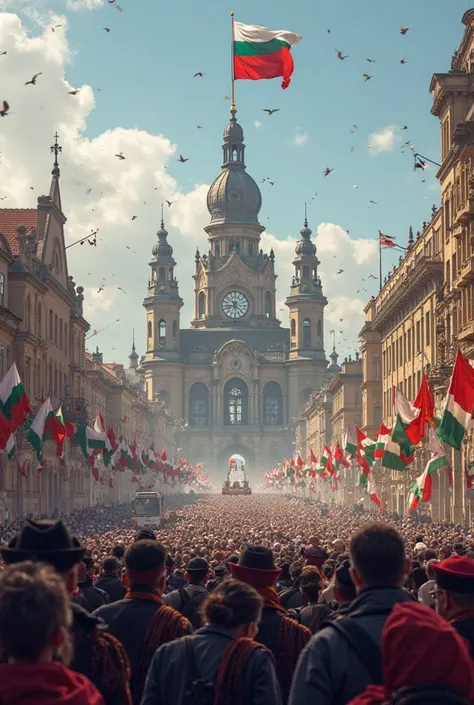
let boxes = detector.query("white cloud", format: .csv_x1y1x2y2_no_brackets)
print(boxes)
67,0,103,9
368,125,401,155
289,129,309,147
253,120,262,129
83,287,117,314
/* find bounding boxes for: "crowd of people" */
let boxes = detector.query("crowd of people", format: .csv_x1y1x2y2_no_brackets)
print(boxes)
1,493,474,704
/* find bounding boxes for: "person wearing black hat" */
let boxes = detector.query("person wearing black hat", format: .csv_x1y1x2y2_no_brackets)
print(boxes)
165,556,210,628
94,539,191,705
433,554,474,658
206,564,227,592
0,519,132,705
229,545,311,703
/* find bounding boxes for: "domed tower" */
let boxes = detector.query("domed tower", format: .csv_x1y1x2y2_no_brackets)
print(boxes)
193,108,278,329
285,208,328,360
143,207,183,360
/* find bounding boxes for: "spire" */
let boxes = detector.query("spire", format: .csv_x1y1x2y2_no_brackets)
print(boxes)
152,209,173,260
129,328,139,368
51,132,62,178
48,132,63,210
304,201,308,228
327,330,341,373
160,202,164,230
408,225,414,249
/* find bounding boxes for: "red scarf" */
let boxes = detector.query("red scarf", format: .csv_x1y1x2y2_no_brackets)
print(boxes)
256,586,286,613
125,590,163,605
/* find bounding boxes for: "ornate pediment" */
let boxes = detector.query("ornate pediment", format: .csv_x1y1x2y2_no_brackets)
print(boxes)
214,339,255,377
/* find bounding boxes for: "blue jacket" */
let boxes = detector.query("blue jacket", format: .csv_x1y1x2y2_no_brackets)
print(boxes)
140,624,282,705
288,587,414,705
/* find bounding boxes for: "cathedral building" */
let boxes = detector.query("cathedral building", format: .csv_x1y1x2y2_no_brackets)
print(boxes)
142,109,332,477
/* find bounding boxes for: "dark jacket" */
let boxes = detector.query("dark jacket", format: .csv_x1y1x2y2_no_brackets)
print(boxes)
70,602,132,705
279,587,304,610
452,617,474,660
296,602,333,634
288,587,415,705
140,624,282,705
95,573,127,603
78,577,109,612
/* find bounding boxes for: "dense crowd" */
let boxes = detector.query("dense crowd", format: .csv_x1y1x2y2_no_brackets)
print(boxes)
1,494,474,704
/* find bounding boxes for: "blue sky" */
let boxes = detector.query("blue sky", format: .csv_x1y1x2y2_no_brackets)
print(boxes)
2,0,472,363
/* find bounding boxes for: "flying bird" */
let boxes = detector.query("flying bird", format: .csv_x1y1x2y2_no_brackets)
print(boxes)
118,287,126,293
97,286,104,293
166,200,175,207
108,0,116,3
366,58,376,63
336,269,344,274
131,215,138,221
115,152,125,160
115,4,122,9
103,27,111,32
193,72,205,78
197,125,203,129
400,26,409,35
369,200,378,205
263,108,280,115
0,101,9,117
25,73,42,86
269,181,275,186
414,160,426,170
178,154,189,163
400,57,408,64
336,50,348,60
324,167,334,177
51,24,62,31
402,125,408,130
68,89,80,95
363,73,373,82
0,51,6,56
368,274,377,279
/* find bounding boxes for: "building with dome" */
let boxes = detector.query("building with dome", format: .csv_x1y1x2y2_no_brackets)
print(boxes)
142,109,331,478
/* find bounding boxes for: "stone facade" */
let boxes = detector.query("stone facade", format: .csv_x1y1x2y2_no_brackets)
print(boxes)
142,110,333,479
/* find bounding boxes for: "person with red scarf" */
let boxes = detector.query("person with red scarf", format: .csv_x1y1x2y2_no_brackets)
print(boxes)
0,561,104,705
229,545,311,702
347,602,474,705
432,554,474,658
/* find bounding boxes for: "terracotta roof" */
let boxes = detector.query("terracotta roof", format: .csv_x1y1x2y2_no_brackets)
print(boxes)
0,209,38,256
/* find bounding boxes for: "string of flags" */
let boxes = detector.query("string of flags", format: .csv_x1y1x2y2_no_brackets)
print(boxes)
264,350,474,512
0,363,211,490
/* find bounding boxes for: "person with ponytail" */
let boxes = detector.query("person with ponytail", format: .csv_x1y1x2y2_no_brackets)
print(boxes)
140,578,282,705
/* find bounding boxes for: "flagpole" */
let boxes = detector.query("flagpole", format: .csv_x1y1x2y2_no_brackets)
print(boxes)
230,11,236,111
379,236,382,293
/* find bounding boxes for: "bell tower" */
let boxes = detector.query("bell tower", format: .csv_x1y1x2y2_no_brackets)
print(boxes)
286,208,327,360
143,206,183,360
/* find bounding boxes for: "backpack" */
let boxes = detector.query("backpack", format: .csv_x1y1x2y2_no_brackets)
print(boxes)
384,684,471,705
183,637,215,705
178,588,208,629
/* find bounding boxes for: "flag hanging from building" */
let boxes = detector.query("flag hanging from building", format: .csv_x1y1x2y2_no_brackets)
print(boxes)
344,425,357,458
382,416,414,471
5,432,16,460
75,424,112,465
0,363,31,431
27,398,57,472
233,21,302,89
437,351,474,450
394,377,434,446
408,467,433,512
0,412,13,451
356,426,375,475
374,423,391,460
334,442,350,469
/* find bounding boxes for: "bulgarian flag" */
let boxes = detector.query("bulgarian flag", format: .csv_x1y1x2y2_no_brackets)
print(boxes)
382,416,414,471
374,423,391,460
0,412,13,450
344,425,357,458
233,21,302,90
438,351,474,450
5,433,16,460
75,424,111,465
27,398,57,472
53,407,73,464
0,363,30,431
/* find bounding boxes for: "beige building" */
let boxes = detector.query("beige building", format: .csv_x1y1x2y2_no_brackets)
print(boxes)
0,139,176,521
143,110,333,479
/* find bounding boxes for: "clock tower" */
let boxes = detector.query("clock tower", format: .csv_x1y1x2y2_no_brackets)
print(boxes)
192,107,279,329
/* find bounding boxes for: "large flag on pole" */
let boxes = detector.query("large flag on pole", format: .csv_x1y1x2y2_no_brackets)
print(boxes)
438,351,474,450
0,363,30,431
382,416,414,470
233,21,302,89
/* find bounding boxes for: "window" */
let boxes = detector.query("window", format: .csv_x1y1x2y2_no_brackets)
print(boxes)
303,265,309,279
37,303,42,338
59,319,63,349
407,329,411,361
224,378,248,425
303,387,312,402
54,314,58,345
147,321,152,338
48,362,52,394
263,382,283,425
291,319,296,337
248,242,254,256
54,365,58,397
416,320,421,353
265,292,272,319
158,320,166,346
215,242,220,257
189,383,209,426
25,295,31,331
64,323,68,355
172,320,178,337
303,319,311,347
0,344,4,378
317,319,322,338
198,292,206,318
159,267,165,280
0,272,4,306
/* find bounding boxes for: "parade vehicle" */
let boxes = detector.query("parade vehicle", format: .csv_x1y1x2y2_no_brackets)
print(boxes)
133,491,163,528
222,454,252,495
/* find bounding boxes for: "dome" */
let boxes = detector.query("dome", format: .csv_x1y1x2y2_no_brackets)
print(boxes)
152,222,173,259
327,348,341,373
295,220,316,256
207,168,262,226
223,120,244,142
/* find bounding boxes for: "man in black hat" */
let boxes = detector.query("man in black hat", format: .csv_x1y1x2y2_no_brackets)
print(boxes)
164,556,210,628
433,554,474,658
206,564,227,592
0,518,132,705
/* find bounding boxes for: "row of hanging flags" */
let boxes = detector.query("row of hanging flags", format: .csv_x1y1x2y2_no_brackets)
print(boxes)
264,350,474,513
0,363,211,491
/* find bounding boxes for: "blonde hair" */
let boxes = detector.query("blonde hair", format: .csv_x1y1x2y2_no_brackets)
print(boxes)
0,561,72,663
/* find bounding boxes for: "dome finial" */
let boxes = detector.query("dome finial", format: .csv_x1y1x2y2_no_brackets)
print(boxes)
304,201,308,228
160,202,164,230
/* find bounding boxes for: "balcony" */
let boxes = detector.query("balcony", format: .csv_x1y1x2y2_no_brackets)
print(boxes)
456,199,474,225
458,321,474,342
455,256,474,288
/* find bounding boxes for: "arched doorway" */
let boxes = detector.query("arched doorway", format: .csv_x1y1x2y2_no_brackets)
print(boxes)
217,444,255,482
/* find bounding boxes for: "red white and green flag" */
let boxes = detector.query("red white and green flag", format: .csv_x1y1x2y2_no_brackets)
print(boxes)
321,445,336,477
27,398,57,472
407,468,432,512
368,477,383,510
382,416,414,471
438,351,474,451
0,363,31,431
466,463,474,490
0,412,13,451
426,424,450,473
233,21,302,90
5,432,16,460
394,376,434,446
334,442,350,470
344,425,357,458
75,424,112,465
374,423,391,460
356,426,375,475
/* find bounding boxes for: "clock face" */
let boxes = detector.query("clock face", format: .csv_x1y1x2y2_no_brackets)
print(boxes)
222,291,249,319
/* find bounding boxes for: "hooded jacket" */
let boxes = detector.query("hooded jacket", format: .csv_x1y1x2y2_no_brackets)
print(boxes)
0,661,104,705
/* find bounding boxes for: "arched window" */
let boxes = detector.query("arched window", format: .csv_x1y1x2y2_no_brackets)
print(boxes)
303,265,309,279
265,292,272,319
198,292,206,318
189,383,209,426
317,319,322,338
172,320,178,337
215,242,220,257
291,319,296,337
159,320,166,346
147,321,152,339
303,319,311,347
263,382,283,426
224,378,248,426
159,267,165,280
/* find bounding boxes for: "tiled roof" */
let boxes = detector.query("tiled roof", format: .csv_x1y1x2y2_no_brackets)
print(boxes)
0,209,38,256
